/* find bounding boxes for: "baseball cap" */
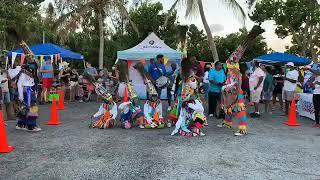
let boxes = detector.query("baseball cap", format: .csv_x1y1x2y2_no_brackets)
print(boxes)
286,62,294,67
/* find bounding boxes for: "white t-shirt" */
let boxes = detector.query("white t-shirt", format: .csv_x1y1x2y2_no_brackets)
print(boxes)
249,67,265,92
203,71,209,83
313,76,320,94
283,70,299,91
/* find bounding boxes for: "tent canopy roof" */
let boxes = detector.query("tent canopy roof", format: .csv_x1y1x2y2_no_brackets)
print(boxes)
117,32,181,60
253,52,311,66
8,43,84,60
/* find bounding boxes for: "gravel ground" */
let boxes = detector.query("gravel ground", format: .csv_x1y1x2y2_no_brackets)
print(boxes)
0,101,320,180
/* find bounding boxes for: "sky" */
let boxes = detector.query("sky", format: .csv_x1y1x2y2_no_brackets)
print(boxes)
43,0,292,52
157,0,292,52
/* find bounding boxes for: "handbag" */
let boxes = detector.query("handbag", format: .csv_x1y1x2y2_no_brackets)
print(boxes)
155,64,168,88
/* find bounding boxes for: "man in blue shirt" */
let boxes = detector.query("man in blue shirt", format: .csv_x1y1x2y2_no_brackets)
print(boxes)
40,58,54,103
148,54,167,98
208,61,226,117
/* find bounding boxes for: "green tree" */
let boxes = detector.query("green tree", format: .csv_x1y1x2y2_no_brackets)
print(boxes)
54,0,140,69
250,0,320,61
187,25,268,63
0,0,45,50
165,0,246,62
115,2,181,50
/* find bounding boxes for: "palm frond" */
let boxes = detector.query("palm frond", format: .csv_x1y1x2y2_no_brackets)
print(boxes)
163,0,180,27
116,2,141,37
220,0,246,26
185,0,199,18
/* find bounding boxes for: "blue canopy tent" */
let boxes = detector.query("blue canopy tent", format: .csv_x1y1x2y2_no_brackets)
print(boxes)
253,52,311,66
8,43,84,60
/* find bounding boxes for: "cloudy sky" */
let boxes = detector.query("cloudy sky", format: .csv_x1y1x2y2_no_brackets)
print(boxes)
158,0,291,52
43,0,292,52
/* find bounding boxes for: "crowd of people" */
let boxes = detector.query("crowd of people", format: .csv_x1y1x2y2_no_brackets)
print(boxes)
1,53,320,134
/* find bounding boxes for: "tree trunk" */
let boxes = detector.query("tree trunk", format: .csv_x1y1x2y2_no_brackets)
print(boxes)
198,0,219,62
98,11,104,69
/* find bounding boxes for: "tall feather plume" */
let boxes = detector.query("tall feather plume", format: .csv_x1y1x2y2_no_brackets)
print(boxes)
242,25,265,49
133,62,147,80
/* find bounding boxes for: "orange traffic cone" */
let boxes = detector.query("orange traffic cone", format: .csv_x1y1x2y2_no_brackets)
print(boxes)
284,98,300,126
47,98,62,125
57,88,65,110
0,111,14,153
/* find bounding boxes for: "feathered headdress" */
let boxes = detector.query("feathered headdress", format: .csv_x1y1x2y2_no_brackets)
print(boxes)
226,25,265,69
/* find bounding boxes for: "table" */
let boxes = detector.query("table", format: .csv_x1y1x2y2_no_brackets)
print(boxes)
296,93,315,120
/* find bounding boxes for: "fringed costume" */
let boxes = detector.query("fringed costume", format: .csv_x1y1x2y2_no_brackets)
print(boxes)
143,97,165,129
220,25,265,136
118,82,144,129
220,56,248,135
171,67,206,137
88,76,118,129
92,95,118,129
134,62,165,129
167,71,183,127
15,63,41,132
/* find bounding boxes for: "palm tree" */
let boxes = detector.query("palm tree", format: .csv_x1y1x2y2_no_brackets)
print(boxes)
55,0,140,69
165,0,246,62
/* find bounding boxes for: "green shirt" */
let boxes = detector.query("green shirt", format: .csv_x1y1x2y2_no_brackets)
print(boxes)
263,73,274,92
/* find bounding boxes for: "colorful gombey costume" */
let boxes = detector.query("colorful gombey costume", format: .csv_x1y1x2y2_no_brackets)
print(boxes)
118,82,144,129
91,83,118,129
171,72,206,137
220,25,265,136
133,62,165,129
16,90,40,131
167,71,183,127
143,86,165,129
15,63,41,131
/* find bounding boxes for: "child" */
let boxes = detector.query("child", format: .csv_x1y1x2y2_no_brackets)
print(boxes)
91,91,117,129
143,88,165,129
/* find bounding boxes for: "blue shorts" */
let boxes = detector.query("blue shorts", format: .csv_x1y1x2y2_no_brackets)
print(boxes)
2,92,10,104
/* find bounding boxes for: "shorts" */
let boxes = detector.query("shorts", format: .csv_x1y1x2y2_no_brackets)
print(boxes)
263,91,273,101
250,90,262,103
86,84,95,92
283,90,295,101
43,78,53,88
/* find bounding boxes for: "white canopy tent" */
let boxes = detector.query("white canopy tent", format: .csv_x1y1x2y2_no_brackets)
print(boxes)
117,33,182,99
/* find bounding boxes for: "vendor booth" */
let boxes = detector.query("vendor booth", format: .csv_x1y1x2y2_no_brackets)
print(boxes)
117,32,182,99
8,43,84,60
253,52,311,66
254,52,315,120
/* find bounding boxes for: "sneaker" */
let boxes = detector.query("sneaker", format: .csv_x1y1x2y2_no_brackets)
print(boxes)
217,123,226,128
171,129,179,136
167,107,172,111
139,125,145,129
15,125,27,130
234,132,245,136
250,112,261,118
79,100,83,102
200,132,206,136
209,114,213,117
204,122,209,126
312,124,320,128
28,127,42,132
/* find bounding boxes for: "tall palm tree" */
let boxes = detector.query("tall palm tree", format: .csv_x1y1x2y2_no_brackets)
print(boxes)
165,0,246,62
55,0,140,69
